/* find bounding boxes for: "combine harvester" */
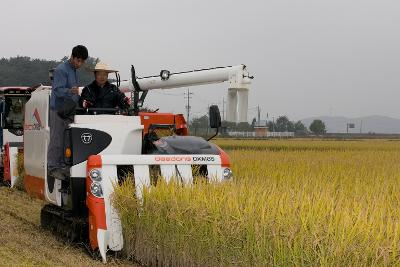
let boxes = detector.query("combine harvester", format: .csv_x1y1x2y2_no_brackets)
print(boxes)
13,64,253,262
0,86,35,187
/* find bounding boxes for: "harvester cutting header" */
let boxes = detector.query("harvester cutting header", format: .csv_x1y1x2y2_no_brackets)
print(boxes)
0,45,253,263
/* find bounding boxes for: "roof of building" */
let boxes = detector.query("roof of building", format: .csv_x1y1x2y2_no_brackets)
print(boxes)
254,119,268,128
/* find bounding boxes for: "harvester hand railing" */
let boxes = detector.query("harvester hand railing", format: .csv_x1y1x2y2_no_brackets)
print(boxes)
75,107,122,115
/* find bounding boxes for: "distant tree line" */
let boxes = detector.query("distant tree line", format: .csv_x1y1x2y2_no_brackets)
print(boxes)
0,56,99,87
265,116,307,134
189,114,327,136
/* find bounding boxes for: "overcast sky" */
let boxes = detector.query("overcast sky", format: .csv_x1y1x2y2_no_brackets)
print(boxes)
1,0,399,121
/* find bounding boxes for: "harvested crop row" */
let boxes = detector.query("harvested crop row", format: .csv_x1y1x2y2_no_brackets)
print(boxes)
0,187,134,267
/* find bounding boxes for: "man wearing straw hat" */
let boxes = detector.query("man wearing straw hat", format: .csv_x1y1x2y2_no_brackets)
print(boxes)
79,62,130,113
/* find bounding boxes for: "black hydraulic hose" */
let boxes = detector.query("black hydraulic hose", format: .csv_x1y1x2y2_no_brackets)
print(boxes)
116,72,121,88
207,127,219,141
131,65,142,116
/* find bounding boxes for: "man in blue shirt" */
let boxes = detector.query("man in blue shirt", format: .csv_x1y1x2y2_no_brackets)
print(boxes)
48,45,88,180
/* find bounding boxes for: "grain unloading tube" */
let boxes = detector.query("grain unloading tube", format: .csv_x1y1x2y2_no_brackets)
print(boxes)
86,153,231,263
119,65,253,123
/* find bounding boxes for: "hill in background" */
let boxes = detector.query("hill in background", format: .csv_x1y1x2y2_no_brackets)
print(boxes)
301,115,400,134
0,56,98,87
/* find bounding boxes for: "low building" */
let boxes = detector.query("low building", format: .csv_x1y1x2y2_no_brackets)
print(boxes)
254,119,268,137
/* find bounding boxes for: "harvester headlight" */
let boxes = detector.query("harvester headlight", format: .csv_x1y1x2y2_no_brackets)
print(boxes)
160,69,170,81
223,168,233,180
90,182,103,198
89,169,102,182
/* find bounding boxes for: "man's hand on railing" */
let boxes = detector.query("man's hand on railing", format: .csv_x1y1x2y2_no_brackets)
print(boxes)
82,100,92,108
124,97,131,106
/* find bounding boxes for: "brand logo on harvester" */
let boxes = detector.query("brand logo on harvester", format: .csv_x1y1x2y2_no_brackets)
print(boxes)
81,133,93,145
192,156,215,162
155,156,192,162
24,108,43,130
154,156,216,162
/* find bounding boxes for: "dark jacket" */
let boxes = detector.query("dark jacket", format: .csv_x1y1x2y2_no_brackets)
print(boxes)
79,81,129,113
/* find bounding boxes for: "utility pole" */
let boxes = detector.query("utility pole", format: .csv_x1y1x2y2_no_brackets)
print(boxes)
184,88,193,124
272,117,275,132
346,123,355,134
257,105,261,126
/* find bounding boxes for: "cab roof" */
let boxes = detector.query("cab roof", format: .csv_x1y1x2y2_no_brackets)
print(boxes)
0,86,35,94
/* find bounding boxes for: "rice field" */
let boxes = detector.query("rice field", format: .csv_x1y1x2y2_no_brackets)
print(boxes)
114,139,400,266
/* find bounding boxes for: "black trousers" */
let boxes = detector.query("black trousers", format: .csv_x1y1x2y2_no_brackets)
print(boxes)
47,110,70,168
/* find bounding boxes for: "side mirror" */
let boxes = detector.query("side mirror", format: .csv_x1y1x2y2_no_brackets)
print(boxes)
209,105,221,129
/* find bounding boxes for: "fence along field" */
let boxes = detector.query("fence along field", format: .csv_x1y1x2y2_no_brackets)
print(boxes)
113,139,400,266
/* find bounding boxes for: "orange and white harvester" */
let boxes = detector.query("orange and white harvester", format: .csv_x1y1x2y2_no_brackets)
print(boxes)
3,65,253,262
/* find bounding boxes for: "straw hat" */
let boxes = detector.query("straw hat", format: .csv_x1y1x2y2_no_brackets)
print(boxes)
89,62,118,73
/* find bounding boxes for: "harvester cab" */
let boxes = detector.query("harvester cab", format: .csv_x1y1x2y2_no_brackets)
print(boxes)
0,86,35,187
22,65,253,262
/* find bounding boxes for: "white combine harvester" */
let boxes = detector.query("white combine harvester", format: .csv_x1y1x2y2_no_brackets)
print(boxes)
0,86,34,187
20,64,253,262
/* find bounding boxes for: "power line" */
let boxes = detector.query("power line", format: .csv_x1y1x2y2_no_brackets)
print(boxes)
152,91,182,96
195,94,212,105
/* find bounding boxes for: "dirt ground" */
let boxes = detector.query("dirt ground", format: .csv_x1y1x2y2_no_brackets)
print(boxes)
0,187,137,267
